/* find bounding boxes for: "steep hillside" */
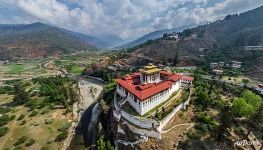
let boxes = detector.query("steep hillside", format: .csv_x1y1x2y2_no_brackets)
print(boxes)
0,22,107,59
125,6,263,80
116,24,197,49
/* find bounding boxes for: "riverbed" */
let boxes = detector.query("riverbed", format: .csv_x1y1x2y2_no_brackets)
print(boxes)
68,76,104,150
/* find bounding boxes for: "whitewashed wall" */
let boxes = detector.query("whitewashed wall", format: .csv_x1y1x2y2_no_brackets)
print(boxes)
157,89,191,131
116,84,126,97
141,90,169,115
114,92,159,129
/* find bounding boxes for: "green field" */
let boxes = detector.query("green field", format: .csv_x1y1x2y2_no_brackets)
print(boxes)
0,60,46,75
53,52,105,75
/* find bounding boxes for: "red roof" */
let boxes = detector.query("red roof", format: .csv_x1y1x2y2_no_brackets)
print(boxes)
160,70,172,76
168,74,182,82
181,75,194,81
258,84,263,88
116,78,173,101
116,71,193,101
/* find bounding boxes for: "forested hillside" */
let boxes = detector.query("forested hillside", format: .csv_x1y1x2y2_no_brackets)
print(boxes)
125,6,263,80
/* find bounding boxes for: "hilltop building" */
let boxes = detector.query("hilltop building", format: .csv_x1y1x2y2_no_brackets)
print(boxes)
255,84,263,95
168,33,179,39
116,64,194,116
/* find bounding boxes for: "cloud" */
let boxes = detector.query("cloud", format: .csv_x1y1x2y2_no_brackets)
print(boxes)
0,0,263,42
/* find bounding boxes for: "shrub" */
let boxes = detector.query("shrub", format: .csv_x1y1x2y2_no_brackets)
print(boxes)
25,99,36,109
198,114,214,125
41,108,50,114
44,119,53,125
0,114,10,127
17,114,25,121
195,123,209,133
29,111,38,117
0,127,8,137
13,146,22,150
55,131,68,142
186,131,201,140
19,120,26,126
14,136,27,146
40,146,49,150
25,139,35,147
0,86,14,94
58,123,71,132
9,115,16,121
0,106,12,114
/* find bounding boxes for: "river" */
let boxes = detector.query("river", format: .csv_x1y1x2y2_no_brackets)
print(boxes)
68,76,105,150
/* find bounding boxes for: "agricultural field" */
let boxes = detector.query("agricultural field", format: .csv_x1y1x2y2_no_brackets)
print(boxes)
53,52,107,75
0,60,44,74
0,59,59,80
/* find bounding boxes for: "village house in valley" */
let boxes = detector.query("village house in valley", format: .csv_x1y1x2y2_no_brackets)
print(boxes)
115,64,193,116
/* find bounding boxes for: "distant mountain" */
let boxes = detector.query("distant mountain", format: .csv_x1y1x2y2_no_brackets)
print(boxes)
125,6,263,80
115,24,198,49
96,35,125,48
0,22,108,59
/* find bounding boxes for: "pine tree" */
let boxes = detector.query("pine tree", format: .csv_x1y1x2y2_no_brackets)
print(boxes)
246,103,263,137
13,83,29,105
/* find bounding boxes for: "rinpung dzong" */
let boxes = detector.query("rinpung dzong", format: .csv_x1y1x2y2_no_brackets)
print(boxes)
116,64,194,115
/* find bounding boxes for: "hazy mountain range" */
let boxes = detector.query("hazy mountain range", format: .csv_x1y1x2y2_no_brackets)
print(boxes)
0,21,200,58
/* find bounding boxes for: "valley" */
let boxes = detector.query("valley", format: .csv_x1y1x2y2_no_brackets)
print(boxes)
0,3,263,150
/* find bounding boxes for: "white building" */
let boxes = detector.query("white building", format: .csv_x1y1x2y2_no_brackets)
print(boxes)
219,61,225,67
168,34,179,39
231,61,242,68
116,64,194,116
210,63,218,68
212,69,224,75
255,84,263,95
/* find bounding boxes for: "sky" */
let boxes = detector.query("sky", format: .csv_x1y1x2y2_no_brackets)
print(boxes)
0,0,263,42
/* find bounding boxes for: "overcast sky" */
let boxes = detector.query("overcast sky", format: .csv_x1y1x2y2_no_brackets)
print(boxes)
0,0,263,41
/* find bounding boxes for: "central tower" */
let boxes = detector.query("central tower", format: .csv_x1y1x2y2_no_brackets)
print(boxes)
139,64,161,84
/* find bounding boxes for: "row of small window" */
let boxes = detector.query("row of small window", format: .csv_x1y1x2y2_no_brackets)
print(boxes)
143,74,159,81
142,91,168,106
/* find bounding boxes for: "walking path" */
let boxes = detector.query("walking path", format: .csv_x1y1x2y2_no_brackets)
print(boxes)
161,123,193,134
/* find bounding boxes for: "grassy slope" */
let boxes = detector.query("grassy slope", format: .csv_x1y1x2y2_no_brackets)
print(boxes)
0,94,72,150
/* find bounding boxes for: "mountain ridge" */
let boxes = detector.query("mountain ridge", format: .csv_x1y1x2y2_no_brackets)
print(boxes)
124,6,263,80
115,24,199,49
0,22,109,59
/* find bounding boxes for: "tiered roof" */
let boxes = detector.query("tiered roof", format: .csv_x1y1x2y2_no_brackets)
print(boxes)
140,64,162,75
